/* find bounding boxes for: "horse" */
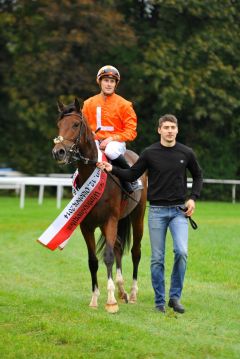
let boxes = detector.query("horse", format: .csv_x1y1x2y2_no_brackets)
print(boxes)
52,98,147,313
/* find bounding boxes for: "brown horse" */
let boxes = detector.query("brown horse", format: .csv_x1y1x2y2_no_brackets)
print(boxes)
52,98,147,313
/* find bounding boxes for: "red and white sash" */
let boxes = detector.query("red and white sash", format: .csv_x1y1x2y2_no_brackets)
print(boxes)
38,152,107,251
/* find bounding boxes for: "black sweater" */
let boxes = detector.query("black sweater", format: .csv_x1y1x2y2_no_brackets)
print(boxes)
112,142,203,206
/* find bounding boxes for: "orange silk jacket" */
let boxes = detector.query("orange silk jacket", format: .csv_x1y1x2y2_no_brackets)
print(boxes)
82,93,137,142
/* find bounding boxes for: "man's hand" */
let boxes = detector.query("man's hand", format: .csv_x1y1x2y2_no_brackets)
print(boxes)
99,137,113,150
185,199,195,217
96,161,113,172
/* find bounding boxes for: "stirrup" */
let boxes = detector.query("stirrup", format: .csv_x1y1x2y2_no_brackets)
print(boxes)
131,179,143,191
123,179,143,194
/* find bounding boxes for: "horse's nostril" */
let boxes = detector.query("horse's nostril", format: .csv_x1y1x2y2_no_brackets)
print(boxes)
58,148,65,157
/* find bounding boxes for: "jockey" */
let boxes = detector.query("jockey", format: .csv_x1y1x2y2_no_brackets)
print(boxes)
82,65,138,193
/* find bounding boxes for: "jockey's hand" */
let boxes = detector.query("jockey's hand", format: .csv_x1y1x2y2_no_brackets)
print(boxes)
185,199,195,217
99,137,113,150
96,161,113,172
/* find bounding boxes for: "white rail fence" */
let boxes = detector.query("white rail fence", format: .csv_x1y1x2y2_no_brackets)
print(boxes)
0,176,239,208
0,176,72,209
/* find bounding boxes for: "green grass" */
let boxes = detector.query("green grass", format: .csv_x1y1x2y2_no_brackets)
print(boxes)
0,197,240,359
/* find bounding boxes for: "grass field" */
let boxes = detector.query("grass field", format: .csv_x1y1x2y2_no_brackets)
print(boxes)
0,196,240,359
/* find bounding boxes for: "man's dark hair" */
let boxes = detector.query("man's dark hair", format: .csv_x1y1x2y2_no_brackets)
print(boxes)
158,114,178,128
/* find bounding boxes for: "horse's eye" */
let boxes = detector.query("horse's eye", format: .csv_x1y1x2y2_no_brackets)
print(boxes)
73,122,79,129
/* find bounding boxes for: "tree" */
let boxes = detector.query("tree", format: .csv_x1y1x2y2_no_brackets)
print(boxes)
116,0,240,179
1,0,239,194
0,0,136,173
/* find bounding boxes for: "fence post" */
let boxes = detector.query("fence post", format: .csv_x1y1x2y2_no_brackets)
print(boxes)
232,184,236,204
38,185,44,205
20,184,25,209
57,185,63,209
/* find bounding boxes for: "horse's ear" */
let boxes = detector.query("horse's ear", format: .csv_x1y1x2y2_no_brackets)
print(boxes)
57,100,65,113
74,97,82,113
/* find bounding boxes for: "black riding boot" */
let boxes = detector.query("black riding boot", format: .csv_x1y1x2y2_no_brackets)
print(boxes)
112,154,137,194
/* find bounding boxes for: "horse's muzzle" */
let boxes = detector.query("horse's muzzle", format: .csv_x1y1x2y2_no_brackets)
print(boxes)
52,146,67,164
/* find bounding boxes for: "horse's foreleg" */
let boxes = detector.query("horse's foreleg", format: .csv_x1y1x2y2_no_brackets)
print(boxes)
104,243,119,313
88,258,100,308
81,225,100,308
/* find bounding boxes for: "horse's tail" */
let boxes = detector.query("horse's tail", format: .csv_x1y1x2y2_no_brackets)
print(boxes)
96,215,131,258
117,215,131,254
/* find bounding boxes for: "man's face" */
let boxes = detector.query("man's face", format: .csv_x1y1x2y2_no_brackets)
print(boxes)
100,77,117,95
158,121,178,145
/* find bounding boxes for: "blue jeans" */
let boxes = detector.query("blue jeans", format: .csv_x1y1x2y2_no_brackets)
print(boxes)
148,205,188,307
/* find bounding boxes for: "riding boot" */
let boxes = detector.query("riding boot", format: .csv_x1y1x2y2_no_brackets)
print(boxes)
112,155,138,194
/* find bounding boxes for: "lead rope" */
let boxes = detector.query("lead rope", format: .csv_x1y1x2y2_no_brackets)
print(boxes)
178,206,198,230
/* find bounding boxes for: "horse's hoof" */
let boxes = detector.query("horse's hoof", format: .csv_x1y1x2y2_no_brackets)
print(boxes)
89,304,98,309
129,296,137,304
118,292,129,303
105,303,119,314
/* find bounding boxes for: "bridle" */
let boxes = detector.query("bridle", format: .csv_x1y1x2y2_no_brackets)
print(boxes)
53,112,97,165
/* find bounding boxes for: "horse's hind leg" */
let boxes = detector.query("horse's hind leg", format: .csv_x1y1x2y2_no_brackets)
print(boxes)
129,241,140,303
114,241,129,303
81,225,100,309
102,219,120,314
129,207,145,304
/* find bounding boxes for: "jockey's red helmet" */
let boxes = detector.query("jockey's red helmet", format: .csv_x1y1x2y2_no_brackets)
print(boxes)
96,65,120,84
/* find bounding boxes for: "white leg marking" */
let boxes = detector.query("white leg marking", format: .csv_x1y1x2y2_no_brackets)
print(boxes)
107,278,117,305
89,286,100,308
116,269,129,302
105,278,119,313
116,268,123,284
129,279,138,303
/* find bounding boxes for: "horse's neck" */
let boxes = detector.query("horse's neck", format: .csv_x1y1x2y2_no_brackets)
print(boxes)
85,138,98,162
77,163,96,186
77,138,98,185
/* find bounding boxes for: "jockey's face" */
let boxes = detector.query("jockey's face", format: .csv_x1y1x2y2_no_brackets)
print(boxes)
100,77,117,95
158,121,178,147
